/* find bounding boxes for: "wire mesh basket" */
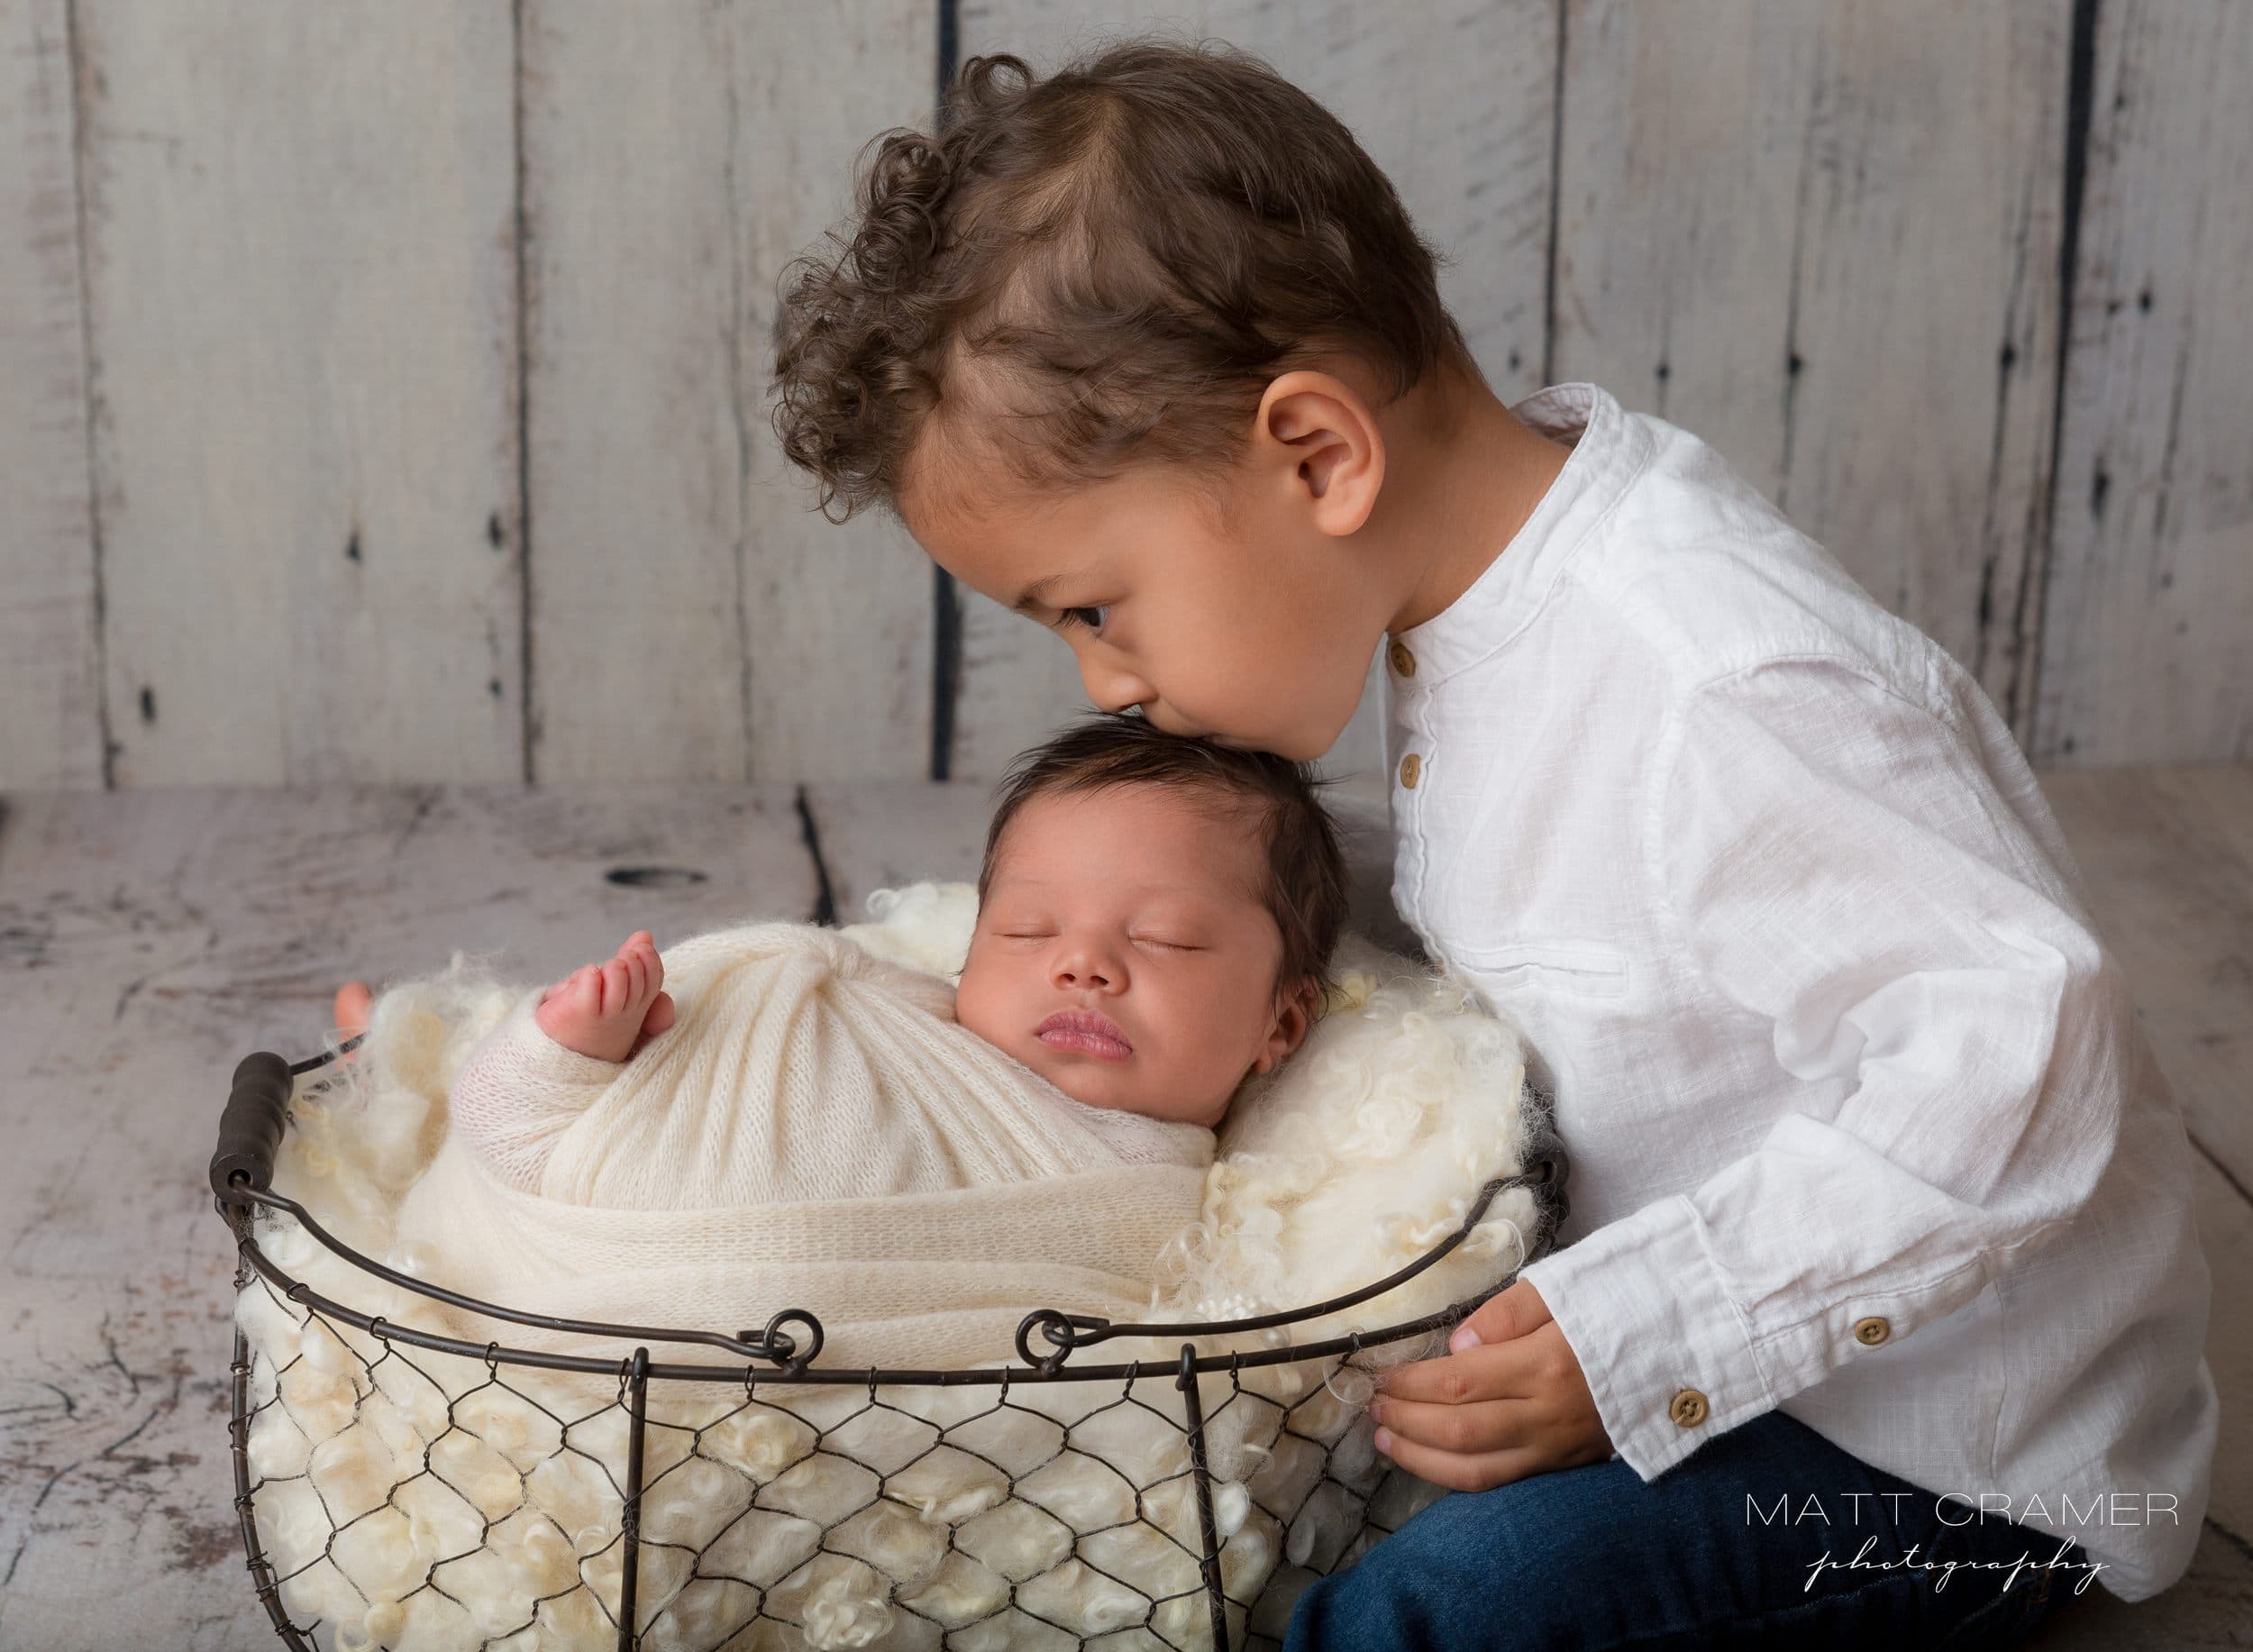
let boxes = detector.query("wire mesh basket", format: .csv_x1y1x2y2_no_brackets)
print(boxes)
212,1040,1570,1651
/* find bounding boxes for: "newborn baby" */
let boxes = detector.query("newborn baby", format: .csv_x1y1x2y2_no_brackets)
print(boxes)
433,712,1349,1206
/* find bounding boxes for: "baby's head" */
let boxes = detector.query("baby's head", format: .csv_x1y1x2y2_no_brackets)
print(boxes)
953,714,1348,1128
771,39,1482,762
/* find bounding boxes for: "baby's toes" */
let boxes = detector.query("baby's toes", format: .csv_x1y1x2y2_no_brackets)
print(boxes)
536,964,606,1047
539,963,585,1009
566,965,607,1025
599,957,634,1016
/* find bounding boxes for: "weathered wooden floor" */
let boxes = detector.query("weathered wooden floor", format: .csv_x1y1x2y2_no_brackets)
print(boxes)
0,770,2245,1647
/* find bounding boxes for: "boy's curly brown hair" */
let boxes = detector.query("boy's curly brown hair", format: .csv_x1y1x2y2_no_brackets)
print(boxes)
768,35,1475,526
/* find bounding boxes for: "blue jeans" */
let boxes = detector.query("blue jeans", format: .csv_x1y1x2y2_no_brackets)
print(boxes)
1282,1410,2095,1650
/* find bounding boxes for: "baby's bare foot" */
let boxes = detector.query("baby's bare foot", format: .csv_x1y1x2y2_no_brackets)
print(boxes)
333,981,374,1061
534,930,676,1063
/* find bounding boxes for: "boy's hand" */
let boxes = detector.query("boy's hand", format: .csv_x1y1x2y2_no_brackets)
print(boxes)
1366,1279,1612,1490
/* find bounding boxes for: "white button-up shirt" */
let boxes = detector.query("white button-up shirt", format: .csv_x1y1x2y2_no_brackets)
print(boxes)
1382,381,2217,1602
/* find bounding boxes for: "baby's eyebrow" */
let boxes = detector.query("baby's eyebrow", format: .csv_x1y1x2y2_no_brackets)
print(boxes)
1011,573,1064,616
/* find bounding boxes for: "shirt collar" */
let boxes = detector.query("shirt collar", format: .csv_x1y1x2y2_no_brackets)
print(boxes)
1392,381,1654,689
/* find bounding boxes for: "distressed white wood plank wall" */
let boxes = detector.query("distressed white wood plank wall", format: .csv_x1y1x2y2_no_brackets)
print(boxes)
72,0,524,787
521,0,937,784
1553,0,2068,732
0,0,103,789
2038,0,2253,764
0,0,2245,789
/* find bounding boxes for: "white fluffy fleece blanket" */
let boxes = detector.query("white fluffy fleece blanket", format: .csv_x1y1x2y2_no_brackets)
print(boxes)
238,883,1545,1651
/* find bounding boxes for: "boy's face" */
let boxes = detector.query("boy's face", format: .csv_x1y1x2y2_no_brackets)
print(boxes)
953,784,1314,1127
897,370,1399,762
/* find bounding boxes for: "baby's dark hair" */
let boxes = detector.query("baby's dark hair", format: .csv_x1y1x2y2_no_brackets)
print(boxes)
978,713,1350,1003
769,35,1475,525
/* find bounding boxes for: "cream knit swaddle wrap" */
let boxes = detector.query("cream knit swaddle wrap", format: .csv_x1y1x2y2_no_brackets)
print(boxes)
391,921,1211,1370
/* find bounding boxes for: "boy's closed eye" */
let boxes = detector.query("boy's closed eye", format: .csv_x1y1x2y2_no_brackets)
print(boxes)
1056,604,1110,634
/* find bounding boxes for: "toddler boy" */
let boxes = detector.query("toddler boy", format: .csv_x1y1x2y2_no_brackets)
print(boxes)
768,35,2216,1646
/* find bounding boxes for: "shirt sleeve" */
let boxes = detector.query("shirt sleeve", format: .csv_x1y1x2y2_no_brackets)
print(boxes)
447,987,628,1191
1517,655,2129,1479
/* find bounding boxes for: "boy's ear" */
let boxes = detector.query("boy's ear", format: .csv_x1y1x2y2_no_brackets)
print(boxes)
1254,370,1385,537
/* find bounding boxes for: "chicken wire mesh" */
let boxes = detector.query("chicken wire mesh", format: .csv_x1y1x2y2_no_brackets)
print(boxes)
214,1045,1570,1651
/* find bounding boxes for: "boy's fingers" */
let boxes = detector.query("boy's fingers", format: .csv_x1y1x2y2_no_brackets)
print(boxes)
1449,1279,1553,1354
600,958,631,1012
1367,1393,1524,1457
1369,1426,1538,1494
1371,1343,1528,1408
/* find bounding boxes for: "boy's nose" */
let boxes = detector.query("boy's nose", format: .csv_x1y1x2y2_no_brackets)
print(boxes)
1080,654,1156,717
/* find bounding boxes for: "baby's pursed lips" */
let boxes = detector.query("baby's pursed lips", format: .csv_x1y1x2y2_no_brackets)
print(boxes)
1035,1008,1132,1051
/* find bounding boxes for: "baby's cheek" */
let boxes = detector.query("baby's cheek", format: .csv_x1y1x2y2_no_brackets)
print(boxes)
950,975,989,1039
950,963,1012,1047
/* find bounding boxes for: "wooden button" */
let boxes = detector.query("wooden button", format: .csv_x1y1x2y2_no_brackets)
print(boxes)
1388,640,1417,677
1854,1316,1892,1346
1668,1388,1709,1428
1398,753,1421,789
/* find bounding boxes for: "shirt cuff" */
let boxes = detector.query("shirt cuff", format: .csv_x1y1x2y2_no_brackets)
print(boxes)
1518,1192,1779,1479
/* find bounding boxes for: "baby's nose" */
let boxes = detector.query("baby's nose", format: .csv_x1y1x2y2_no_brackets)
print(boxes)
1051,949,1118,989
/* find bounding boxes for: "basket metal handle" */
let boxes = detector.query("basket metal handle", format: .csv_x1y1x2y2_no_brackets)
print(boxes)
210,1051,294,1207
